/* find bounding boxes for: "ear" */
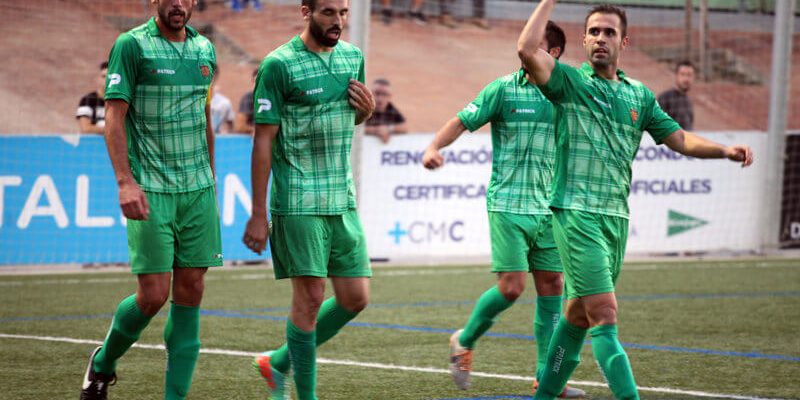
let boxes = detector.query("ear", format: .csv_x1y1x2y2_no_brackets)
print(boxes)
301,5,312,20
621,36,630,50
549,47,562,59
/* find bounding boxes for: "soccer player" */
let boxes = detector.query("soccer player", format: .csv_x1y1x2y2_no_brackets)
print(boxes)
80,1,220,399
242,1,375,399
422,21,584,399
517,2,753,399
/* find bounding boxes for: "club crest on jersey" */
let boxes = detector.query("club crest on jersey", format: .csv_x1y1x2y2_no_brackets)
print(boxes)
200,65,210,77
630,108,639,123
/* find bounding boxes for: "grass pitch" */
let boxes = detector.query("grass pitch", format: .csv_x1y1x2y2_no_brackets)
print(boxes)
1,259,798,399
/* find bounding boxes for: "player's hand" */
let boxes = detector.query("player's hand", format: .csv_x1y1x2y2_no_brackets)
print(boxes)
423,146,444,170
725,145,753,167
243,215,268,255
348,79,375,121
119,181,149,220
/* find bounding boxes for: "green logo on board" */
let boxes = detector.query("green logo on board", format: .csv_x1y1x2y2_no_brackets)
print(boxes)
667,210,708,237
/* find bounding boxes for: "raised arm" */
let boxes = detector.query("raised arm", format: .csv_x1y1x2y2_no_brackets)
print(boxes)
662,130,754,167
517,0,557,85
422,117,469,170
243,123,279,254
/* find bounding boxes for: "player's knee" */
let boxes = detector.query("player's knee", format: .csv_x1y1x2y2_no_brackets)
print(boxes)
587,304,617,326
539,274,564,296
499,283,524,301
138,291,169,316
342,296,369,313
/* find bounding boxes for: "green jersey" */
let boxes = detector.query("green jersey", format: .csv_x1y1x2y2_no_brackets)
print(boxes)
539,62,680,218
254,36,365,216
457,70,555,215
105,18,216,193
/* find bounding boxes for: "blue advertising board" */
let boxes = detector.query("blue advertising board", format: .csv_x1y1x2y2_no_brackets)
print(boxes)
0,135,268,264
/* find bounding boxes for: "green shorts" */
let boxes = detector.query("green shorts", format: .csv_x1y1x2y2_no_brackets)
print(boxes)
551,208,628,299
488,211,562,273
269,210,371,280
127,186,223,275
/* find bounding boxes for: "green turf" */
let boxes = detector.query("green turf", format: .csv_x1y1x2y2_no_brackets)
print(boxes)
0,259,798,399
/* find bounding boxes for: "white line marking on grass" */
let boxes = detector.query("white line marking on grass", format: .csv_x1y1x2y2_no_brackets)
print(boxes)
0,333,785,400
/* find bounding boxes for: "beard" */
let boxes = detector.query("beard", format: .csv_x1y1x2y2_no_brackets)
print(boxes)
309,16,342,48
159,7,192,32
589,48,614,69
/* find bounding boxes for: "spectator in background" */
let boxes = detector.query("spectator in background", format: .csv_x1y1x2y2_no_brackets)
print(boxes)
438,0,489,29
657,60,696,131
75,61,108,134
231,0,261,12
381,0,425,25
366,78,407,143
234,69,258,134
210,67,235,134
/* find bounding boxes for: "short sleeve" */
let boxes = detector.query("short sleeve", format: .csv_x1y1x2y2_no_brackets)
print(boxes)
538,61,576,105
645,92,681,143
456,80,504,132
253,57,288,125
105,33,140,103
357,55,366,84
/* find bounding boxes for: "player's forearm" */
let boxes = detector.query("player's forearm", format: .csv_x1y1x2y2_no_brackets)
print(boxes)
665,130,727,159
250,124,276,218
517,0,555,68
430,117,467,150
104,100,136,186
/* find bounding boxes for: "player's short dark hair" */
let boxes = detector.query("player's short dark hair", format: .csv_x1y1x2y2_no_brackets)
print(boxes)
301,0,316,10
675,60,695,72
373,78,391,86
545,21,566,59
585,4,628,38
100,61,108,70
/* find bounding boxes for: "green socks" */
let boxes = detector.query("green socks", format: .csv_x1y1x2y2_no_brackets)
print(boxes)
591,324,640,400
164,303,201,400
458,285,515,349
533,296,562,379
271,297,359,373
287,320,318,400
93,294,153,375
533,318,587,399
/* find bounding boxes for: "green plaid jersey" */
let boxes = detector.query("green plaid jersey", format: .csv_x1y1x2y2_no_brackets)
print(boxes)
539,62,681,218
254,36,364,215
105,18,216,193
457,70,555,215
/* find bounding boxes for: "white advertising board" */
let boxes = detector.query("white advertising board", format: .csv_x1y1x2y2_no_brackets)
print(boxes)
359,132,766,261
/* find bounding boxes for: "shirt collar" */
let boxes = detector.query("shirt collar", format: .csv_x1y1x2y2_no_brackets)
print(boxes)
146,17,198,39
290,35,336,53
580,62,630,84
516,69,533,87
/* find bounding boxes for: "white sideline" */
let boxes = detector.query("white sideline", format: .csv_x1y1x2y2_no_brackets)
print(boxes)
0,333,786,400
